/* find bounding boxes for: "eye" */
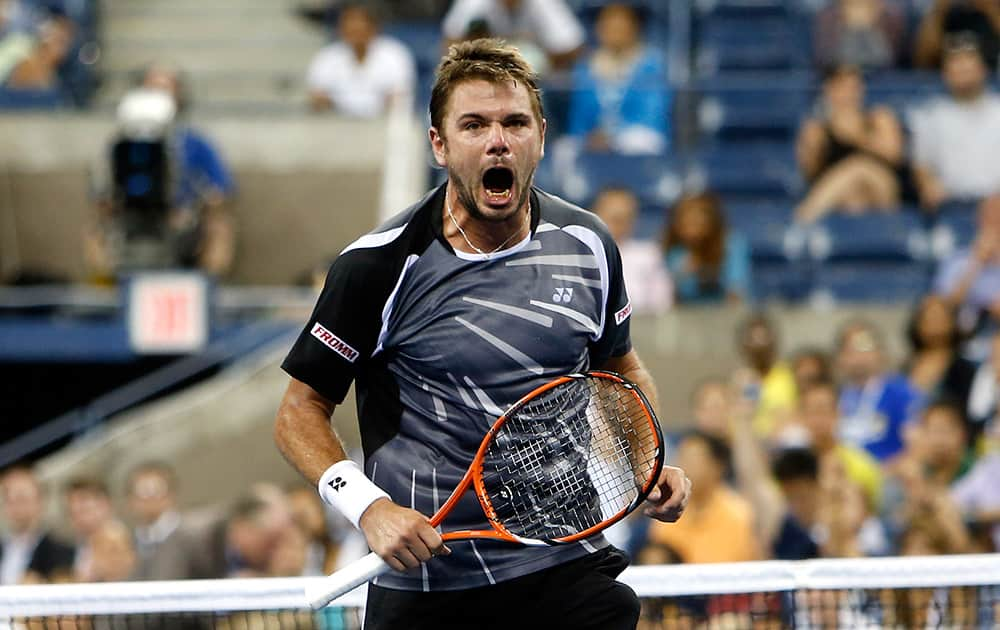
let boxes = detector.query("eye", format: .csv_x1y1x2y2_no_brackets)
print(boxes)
465,121,482,131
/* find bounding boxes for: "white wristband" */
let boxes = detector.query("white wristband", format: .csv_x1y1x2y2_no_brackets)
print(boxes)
317,460,390,530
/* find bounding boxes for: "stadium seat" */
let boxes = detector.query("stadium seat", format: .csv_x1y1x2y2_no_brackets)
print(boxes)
810,212,929,262
930,202,978,260
865,71,944,114
692,143,802,200
724,202,799,262
697,73,814,141
811,262,932,304
559,152,685,208
753,260,813,303
382,21,443,77
0,88,64,110
695,16,804,73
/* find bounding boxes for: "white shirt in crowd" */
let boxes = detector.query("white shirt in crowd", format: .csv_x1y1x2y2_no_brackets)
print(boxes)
306,35,416,118
910,93,1000,200
442,0,584,55
0,532,38,585
619,239,673,315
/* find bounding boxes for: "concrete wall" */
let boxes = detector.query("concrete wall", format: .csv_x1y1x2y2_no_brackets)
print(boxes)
0,114,414,284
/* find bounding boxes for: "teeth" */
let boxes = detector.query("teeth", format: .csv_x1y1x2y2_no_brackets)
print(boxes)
486,189,510,198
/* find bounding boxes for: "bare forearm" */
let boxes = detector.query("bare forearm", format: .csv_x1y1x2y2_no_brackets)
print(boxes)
601,349,659,415
274,383,349,485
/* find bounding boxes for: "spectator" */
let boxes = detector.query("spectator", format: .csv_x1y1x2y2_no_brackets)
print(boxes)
566,3,671,155
795,379,884,512
951,452,1000,551
968,331,1000,442
914,401,974,486
0,465,73,584
790,347,834,393
306,3,415,117
592,187,672,314
442,0,585,73
731,313,798,438
814,455,890,557
934,195,1000,334
689,378,732,442
904,295,976,415
268,521,309,577
0,8,74,91
911,35,1000,209
126,461,190,581
814,0,907,70
63,477,114,582
663,192,751,304
188,495,286,579
914,0,1000,70
286,484,339,575
769,449,822,559
794,65,905,224
84,520,137,582
647,431,760,563
835,319,923,461
85,65,236,279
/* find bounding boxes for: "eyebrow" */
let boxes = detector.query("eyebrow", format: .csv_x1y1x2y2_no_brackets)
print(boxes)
456,112,534,124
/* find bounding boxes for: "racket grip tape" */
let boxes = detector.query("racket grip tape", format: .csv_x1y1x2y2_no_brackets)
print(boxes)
305,551,392,609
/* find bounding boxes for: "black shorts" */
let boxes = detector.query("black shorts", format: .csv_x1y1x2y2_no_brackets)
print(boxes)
363,547,640,630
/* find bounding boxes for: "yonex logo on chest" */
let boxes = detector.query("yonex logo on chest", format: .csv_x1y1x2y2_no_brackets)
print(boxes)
311,323,360,363
552,287,573,303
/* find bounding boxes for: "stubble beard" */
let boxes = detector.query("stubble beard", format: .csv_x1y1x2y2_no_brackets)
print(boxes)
450,164,536,225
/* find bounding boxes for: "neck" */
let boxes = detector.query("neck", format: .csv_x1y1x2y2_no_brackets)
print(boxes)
444,186,530,256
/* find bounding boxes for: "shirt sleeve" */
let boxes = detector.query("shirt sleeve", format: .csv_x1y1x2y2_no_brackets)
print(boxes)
281,253,385,403
185,131,234,196
589,232,632,364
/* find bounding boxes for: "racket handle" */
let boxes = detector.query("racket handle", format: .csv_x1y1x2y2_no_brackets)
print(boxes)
305,551,391,609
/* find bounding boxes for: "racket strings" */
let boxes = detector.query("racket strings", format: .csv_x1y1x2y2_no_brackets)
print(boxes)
481,377,659,542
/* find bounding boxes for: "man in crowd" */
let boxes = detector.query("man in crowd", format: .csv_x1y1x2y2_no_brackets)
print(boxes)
63,477,114,581
126,461,190,580
911,35,1000,209
0,465,73,584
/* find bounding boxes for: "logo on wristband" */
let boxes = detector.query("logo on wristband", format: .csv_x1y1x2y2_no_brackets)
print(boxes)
329,477,347,491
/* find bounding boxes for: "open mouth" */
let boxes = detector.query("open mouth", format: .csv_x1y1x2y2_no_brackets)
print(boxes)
482,167,514,205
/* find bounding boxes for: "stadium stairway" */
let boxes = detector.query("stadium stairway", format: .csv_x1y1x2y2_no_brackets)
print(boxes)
96,0,326,113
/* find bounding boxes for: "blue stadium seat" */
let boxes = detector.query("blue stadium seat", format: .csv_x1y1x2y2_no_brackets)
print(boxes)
383,21,443,77
930,202,978,260
753,260,812,303
811,212,929,262
693,143,802,200
696,17,803,73
697,73,813,141
811,262,932,304
559,152,685,208
0,88,64,110
725,202,798,261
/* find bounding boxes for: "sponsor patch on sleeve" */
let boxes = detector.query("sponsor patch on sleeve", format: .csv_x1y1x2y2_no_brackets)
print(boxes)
310,323,360,363
614,301,632,325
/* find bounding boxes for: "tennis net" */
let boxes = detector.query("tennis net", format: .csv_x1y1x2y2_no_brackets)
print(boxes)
1,554,998,629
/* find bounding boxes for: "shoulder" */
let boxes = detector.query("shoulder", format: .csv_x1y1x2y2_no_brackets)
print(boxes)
869,105,900,124
332,186,442,275
535,188,607,234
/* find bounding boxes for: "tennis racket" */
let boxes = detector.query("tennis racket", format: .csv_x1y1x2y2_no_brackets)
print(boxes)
305,370,664,609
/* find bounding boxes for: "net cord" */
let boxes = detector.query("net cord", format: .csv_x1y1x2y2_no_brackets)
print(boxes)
2,554,1000,617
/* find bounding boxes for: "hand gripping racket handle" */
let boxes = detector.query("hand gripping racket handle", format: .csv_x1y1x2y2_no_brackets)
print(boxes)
305,551,390,609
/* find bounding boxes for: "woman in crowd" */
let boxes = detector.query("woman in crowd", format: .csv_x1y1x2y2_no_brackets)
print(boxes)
663,192,750,304
903,295,976,415
794,65,905,224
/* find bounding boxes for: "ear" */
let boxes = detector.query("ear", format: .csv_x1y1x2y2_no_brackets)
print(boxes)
429,127,447,167
539,118,547,160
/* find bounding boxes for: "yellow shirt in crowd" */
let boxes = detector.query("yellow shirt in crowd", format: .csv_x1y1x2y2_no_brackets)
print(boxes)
648,485,760,564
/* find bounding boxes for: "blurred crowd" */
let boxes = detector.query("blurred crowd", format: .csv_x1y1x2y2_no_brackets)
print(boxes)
0,461,366,587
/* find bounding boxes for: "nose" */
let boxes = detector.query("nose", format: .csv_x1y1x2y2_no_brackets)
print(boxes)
485,122,510,156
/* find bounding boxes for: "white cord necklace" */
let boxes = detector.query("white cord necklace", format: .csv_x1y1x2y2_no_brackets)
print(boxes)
446,197,530,259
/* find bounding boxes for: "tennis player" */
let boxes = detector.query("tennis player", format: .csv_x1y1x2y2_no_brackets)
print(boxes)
275,38,691,630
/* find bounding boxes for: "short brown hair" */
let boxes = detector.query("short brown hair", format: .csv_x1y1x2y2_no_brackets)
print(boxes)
429,38,544,133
